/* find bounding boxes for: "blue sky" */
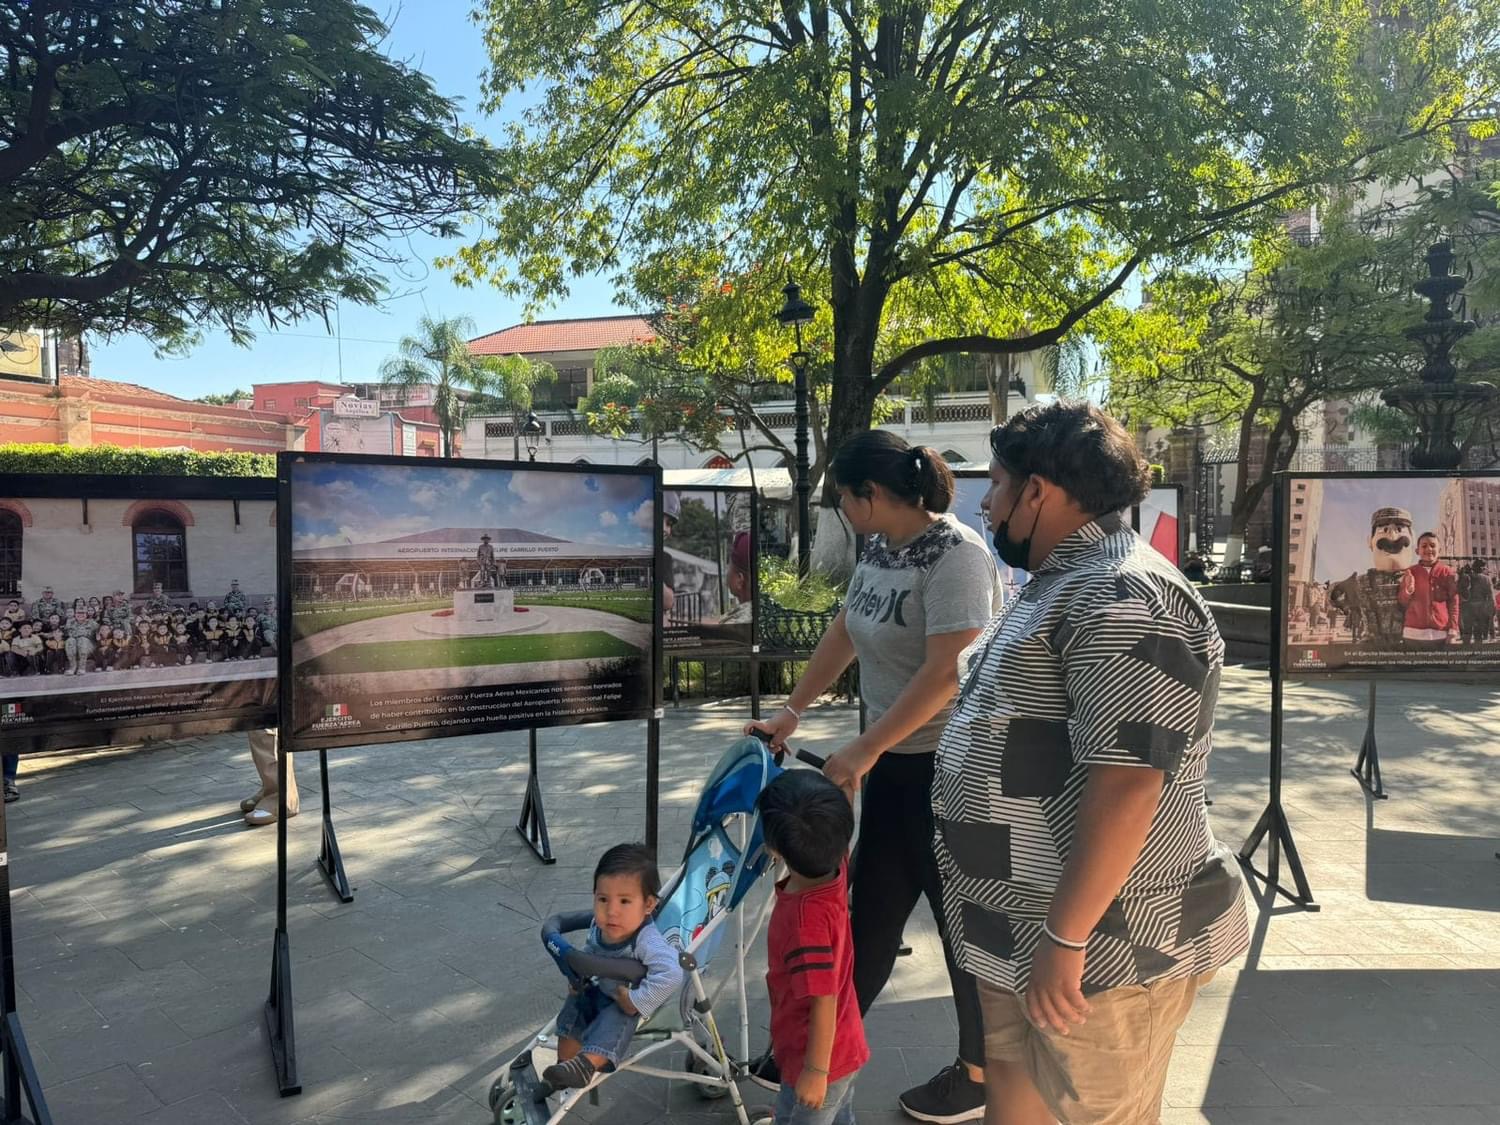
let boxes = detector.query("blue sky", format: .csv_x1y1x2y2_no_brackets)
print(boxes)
93,0,625,400
1311,478,1453,581
291,462,655,550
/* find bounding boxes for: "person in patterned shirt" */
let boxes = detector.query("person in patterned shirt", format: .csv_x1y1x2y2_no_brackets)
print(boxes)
933,402,1248,1125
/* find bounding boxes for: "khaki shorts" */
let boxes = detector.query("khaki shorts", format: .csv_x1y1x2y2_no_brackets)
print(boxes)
978,972,1214,1125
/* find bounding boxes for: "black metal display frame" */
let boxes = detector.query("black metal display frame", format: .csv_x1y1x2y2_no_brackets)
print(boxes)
662,485,759,662
1238,476,1319,911
265,453,664,1097
0,798,51,1124
1275,469,1500,804
0,473,278,750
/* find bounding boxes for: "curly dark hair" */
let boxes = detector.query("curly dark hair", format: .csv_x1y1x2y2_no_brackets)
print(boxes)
988,400,1150,515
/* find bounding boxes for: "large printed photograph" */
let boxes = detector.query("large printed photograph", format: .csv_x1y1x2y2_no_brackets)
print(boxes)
287,457,657,748
0,484,277,743
1283,473,1500,674
662,488,754,656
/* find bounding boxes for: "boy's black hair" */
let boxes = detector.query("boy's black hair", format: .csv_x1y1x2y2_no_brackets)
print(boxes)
756,770,854,879
594,842,662,900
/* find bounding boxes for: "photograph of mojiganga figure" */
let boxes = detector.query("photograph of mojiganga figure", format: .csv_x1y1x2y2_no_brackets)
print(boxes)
1283,475,1500,673
0,491,276,740
286,458,657,749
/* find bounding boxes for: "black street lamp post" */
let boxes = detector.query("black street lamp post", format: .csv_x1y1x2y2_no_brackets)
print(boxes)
1383,242,1496,470
775,280,816,575
522,411,544,462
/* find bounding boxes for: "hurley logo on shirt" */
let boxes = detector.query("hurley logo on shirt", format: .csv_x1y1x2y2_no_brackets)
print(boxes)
846,578,911,627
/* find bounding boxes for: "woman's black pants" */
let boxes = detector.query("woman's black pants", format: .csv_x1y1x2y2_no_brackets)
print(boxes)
850,749,985,1068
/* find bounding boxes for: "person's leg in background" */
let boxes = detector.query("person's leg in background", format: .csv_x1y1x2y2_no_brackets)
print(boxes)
3,754,19,803
244,728,298,827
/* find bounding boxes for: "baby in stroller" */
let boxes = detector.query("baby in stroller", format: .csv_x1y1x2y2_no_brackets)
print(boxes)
542,843,684,1091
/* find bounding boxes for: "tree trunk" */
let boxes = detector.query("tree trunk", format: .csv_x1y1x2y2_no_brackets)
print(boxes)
1227,405,1301,564
808,282,882,578
1221,378,1267,566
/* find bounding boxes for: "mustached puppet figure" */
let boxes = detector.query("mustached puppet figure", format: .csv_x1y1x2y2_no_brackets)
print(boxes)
1352,506,1415,646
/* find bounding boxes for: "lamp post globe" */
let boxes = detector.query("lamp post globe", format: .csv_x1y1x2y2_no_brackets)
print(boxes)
775,281,816,576
522,411,544,462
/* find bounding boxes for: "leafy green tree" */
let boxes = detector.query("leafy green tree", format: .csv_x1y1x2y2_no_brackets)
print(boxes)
1105,213,1417,562
475,352,557,458
456,0,1496,505
0,0,498,350
380,315,500,457
194,388,252,406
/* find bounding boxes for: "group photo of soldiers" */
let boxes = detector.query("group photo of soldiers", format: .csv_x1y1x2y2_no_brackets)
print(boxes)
0,579,277,678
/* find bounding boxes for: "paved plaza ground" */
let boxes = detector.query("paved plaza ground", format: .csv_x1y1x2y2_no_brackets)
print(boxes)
6,666,1500,1124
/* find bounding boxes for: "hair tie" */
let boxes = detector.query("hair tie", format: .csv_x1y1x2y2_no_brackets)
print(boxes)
910,449,924,472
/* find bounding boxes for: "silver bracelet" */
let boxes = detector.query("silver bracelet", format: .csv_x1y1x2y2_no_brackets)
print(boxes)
781,703,802,720
1041,920,1088,951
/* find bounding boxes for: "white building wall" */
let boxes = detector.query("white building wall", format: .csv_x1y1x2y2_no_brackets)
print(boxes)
464,394,1009,469
15,498,275,607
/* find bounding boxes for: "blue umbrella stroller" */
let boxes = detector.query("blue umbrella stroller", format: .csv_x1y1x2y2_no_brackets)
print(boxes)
487,735,822,1125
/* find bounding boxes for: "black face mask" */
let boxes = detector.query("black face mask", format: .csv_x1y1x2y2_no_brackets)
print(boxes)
993,483,1039,571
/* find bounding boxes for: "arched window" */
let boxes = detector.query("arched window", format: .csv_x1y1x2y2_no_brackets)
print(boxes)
0,510,20,596
133,509,188,594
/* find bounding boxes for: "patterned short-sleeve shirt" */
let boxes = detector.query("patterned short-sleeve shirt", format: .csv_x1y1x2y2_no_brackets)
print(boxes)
933,513,1248,995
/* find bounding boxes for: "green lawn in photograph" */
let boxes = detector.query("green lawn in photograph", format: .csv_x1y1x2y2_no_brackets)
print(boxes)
292,598,452,640
299,630,639,675
514,590,654,623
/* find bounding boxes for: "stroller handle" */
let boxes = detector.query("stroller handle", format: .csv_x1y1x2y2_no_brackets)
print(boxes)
747,727,826,771
541,912,648,986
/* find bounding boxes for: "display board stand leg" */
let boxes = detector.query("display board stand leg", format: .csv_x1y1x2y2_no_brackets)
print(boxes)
1237,674,1319,911
516,729,556,865
315,751,354,903
0,801,52,1125
1350,682,1386,799
265,734,301,1096
645,715,661,856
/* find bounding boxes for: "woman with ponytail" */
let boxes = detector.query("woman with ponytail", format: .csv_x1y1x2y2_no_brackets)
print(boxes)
745,429,1002,1123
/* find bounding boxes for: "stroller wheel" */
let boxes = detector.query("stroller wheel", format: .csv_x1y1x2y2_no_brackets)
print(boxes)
686,1049,731,1100
487,1076,516,1113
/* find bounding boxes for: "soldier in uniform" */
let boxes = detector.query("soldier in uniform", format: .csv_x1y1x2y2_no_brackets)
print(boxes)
475,535,498,589
146,582,173,616
222,579,248,618
259,598,278,654
63,608,96,675
31,586,60,622
105,591,132,632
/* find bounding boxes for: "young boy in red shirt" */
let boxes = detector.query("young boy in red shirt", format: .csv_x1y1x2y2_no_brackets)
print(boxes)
755,770,868,1124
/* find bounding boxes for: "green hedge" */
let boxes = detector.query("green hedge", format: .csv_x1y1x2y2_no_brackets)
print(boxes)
0,443,276,477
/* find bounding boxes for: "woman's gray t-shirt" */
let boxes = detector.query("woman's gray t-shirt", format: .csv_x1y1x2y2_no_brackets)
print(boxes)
843,514,1003,754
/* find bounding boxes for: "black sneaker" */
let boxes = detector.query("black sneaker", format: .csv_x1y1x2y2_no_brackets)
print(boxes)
541,1054,598,1090
898,1059,985,1123
3,782,17,804
745,1048,780,1092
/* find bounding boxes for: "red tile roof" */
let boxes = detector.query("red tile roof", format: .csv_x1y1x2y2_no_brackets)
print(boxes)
468,315,655,357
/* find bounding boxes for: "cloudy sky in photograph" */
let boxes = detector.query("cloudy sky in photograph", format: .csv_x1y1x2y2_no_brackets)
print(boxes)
291,462,655,550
